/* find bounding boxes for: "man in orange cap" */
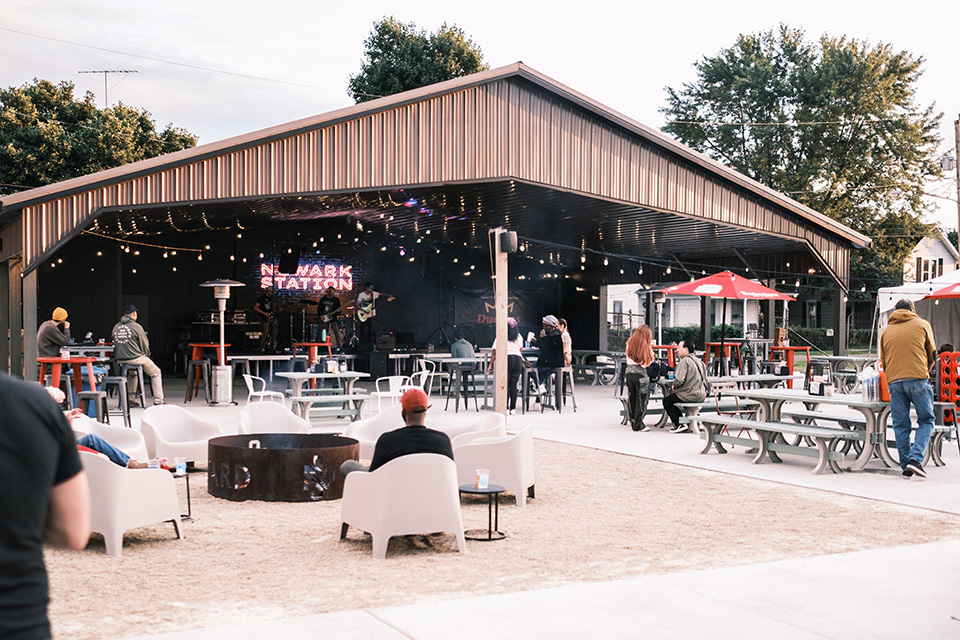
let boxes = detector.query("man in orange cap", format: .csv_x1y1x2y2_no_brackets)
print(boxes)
37,307,71,357
340,388,453,475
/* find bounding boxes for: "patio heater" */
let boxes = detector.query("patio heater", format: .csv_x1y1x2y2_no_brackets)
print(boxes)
200,278,245,406
652,291,666,345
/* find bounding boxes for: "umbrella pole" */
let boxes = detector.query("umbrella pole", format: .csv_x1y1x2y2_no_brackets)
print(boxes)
720,297,728,376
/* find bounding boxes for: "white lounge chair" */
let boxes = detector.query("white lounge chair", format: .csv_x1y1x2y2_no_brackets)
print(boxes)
339,453,466,559
80,450,184,556
344,404,403,460
453,425,535,507
72,413,149,461
239,401,310,434
140,405,223,465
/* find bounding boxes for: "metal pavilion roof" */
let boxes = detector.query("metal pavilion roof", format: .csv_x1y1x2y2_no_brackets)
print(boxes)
0,62,870,288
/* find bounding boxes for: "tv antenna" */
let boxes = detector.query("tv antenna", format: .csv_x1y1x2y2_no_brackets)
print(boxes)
78,69,138,107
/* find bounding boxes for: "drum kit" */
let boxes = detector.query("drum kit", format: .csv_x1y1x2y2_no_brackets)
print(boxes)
279,298,356,346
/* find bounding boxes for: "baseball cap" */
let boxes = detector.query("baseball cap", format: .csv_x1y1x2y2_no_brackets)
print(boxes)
542,314,558,326
123,304,138,314
52,307,68,322
507,317,518,328
400,388,430,413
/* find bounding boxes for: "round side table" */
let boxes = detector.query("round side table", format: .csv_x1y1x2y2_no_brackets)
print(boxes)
459,483,506,541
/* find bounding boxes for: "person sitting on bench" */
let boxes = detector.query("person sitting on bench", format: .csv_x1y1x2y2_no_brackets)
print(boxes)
662,339,708,434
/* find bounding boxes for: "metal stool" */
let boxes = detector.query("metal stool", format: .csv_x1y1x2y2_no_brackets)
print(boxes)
231,357,251,379
445,366,479,413
77,390,108,423
185,359,211,403
520,367,541,414
119,363,148,408
102,376,131,429
44,374,74,409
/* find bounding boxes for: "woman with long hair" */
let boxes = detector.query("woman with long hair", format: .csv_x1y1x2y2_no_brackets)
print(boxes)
487,317,525,414
624,324,655,431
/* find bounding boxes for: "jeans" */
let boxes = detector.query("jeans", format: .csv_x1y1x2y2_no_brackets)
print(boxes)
663,392,683,428
888,378,935,470
506,355,522,410
77,433,130,467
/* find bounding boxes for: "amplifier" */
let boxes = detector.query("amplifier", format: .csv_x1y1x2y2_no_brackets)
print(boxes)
375,331,396,350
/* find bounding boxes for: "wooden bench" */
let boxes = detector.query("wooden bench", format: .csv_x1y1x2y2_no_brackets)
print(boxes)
695,414,862,474
290,393,370,421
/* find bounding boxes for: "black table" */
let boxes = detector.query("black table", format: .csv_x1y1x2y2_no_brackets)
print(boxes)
459,483,506,541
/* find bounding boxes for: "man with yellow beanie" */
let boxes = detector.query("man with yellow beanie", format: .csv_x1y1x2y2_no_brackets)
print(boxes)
37,307,71,358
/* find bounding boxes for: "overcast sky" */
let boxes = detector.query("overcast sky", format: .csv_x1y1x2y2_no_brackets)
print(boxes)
2,0,957,229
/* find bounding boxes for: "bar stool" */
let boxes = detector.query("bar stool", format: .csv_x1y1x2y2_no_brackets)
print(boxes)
44,374,73,409
231,357,251,379
77,391,108,423
119,363,148,408
185,359,211,403
520,367,541,414
539,367,577,413
445,366,479,413
101,376,131,429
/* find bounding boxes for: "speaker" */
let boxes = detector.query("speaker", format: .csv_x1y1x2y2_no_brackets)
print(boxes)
278,246,300,274
375,331,396,350
368,352,390,378
499,230,518,253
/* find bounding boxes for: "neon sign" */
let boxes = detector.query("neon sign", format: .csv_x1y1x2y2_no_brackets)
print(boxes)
260,263,353,291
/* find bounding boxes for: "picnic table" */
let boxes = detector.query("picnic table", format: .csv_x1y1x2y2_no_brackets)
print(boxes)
276,371,371,421
814,355,878,393
712,387,893,471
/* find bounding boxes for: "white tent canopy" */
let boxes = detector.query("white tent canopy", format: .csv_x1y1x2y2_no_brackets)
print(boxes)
877,270,960,346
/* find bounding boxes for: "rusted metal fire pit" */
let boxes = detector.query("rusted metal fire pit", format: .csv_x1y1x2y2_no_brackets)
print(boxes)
208,434,358,502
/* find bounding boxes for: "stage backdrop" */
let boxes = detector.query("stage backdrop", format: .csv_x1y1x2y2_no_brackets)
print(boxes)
454,287,541,346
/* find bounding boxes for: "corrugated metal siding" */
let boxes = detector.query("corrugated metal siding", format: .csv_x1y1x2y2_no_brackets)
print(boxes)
12,77,850,284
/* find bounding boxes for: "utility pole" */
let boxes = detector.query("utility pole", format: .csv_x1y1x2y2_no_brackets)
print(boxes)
78,69,138,108
955,116,960,256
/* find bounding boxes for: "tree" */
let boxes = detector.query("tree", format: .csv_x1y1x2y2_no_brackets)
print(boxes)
348,17,488,103
0,79,197,196
660,26,942,294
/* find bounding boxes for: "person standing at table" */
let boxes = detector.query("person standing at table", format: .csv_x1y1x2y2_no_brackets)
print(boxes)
558,317,573,367
663,339,708,434
487,317,524,414
254,286,278,353
624,325,655,432
0,373,90,640
112,304,165,406
318,286,344,350
449,327,477,400
534,315,565,400
880,298,936,479
37,307,71,358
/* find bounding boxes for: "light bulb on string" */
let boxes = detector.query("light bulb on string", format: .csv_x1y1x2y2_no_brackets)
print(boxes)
666,267,672,275
603,257,608,266
198,254,203,261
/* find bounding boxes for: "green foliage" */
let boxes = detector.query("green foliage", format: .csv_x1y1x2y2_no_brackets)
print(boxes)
348,17,488,103
788,326,874,350
661,25,942,291
609,325,742,351
0,79,196,196
949,230,958,249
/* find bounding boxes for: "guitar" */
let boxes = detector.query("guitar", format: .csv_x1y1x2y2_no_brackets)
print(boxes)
320,312,339,323
356,295,395,322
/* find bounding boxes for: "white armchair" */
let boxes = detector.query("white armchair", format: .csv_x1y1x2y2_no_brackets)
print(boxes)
438,412,506,444
344,404,403,460
72,414,149,461
140,405,223,465
80,450,184,556
339,453,466,559
454,425,535,507
242,374,285,404
239,402,310,434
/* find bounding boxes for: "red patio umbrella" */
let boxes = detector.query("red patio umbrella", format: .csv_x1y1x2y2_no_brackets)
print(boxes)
660,271,795,374
922,283,960,300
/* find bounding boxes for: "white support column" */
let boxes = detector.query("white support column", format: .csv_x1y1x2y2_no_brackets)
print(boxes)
490,229,508,415
23,268,38,381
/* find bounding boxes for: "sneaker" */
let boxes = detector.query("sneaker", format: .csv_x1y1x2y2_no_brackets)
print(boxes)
508,409,516,415
669,424,690,434
127,459,149,469
906,459,926,478
153,400,165,406
902,469,914,479
638,425,651,432
538,384,546,395
127,397,141,408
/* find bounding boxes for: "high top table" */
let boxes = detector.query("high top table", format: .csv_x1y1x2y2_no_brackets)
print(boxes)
38,356,99,397
767,346,812,389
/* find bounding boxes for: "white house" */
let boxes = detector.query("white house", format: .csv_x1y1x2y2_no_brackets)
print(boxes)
903,228,958,283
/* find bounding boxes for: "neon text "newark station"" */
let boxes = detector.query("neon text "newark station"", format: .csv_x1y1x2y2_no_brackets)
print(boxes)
260,264,353,291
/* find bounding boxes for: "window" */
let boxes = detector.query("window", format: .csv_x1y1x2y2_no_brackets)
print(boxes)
612,301,623,327
916,257,945,282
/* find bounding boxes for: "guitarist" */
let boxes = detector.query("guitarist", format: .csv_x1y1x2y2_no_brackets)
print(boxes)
355,281,395,351
254,286,278,353
318,286,344,349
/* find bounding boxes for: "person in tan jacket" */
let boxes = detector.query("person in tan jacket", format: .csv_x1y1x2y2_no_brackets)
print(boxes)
880,299,936,479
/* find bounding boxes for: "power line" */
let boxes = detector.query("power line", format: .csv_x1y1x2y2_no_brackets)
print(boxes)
667,116,918,127
1,26,334,92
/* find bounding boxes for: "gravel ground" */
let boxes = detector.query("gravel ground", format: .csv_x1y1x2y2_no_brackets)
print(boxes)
45,439,960,639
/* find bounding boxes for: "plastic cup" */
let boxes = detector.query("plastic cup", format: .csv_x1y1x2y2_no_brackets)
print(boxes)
148,459,160,469
175,457,187,475
476,468,490,489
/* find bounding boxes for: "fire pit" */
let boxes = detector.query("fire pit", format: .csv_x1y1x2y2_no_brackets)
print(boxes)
208,434,358,502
